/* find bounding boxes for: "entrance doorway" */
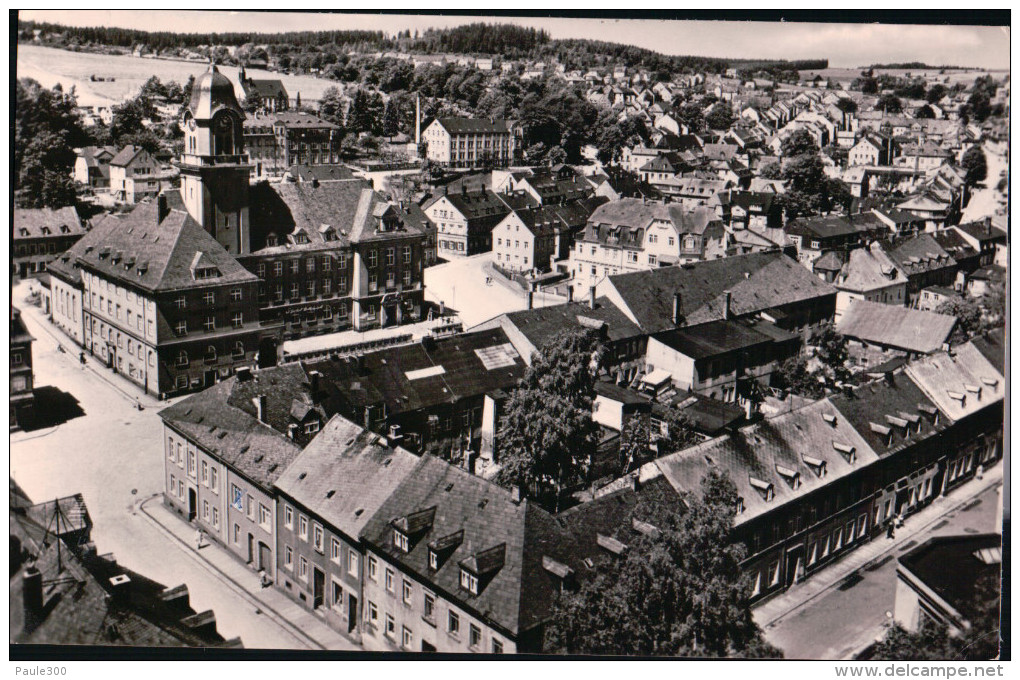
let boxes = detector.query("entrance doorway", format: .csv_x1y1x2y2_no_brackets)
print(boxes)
784,545,805,587
187,488,197,521
347,594,358,633
258,541,272,576
312,567,325,609
204,370,217,387
247,533,255,564
384,304,398,327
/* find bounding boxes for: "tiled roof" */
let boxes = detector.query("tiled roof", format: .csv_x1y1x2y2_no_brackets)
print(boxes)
932,229,981,262
651,318,780,360
836,244,906,293
786,214,863,239
812,251,845,272
829,373,945,459
605,251,836,333
838,299,956,354
287,164,357,182
655,399,880,526
13,206,84,241
360,454,578,636
307,328,527,418
241,78,288,100
52,198,257,293
158,367,310,488
435,117,511,135
880,233,957,276
439,189,512,225
955,221,1007,243
968,329,1005,375
903,344,1004,423
109,145,148,167
274,415,418,539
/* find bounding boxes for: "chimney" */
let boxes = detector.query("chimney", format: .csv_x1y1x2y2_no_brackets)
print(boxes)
511,486,522,504
308,370,321,396
287,424,297,439
672,292,683,325
252,395,267,423
723,291,732,320
986,216,992,233
157,191,169,224
589,285,597,310
22,566,43,633
567,287,574,302
526,291,534,310
631,473,641,491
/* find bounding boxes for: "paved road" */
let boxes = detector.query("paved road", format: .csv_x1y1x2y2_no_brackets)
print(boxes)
10,283,314,649
961,142,1008,224
762,482,1000,659
424,252,561,328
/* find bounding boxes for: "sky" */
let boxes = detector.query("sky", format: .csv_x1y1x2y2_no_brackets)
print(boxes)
18,10,1010,70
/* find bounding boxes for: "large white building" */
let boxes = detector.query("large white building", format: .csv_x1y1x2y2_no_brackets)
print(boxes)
420,117,516,169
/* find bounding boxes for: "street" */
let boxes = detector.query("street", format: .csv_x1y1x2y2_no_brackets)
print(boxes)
961,141,1008,224
760,480,1001,659
10,282,319,649
424,252,562,328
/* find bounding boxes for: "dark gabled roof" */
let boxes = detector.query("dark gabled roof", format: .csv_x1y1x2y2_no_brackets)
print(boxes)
606,251,836,333
308,329,527,417
969,329,1005,375
359,455,578,636
665,392,745,435
651,318,777,360
54,198,257,293
13,206,85,240
287,164,356,182
880,233,957,276
714,190,777,213
786,214,862,239
836,244,906,292
969,264,1006,283
955,221,1008,243
932,229,981,262
434,117,511,135
240,77,288,100
899,534,1002,623
266,111,338,130
274,415,418,539
436,189,512,226
498,298,643,352
158,366,311,488
813,251,846,272
109,145,150,168
837,300,956,354
829,373,945,459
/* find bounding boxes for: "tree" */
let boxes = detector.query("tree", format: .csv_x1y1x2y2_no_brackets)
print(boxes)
494,329,602,512
677,102,705,134
780,128,817,158
240,95,260,114
926,83,947,104
961,146,988,187
966,91,992,122
544,470,783,658
877,94,903,114
758,162,783,180
15,79,89,208
937,296,983,343
915,104,936,119
835,97,858,129
318,85,346,127
769,355,826,400
705,103,734,130
815,322,852,384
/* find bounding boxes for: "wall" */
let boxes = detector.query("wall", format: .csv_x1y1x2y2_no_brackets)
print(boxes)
50,275,84,345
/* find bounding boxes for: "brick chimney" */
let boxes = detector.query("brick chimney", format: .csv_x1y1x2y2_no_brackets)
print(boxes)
157,191,170,224
252,395,267,423
723,290,732,320
672,292,683,326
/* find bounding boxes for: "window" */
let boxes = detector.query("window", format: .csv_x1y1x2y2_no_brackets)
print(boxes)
187,451,196,477
323,278,332,295
231,288,242,301
448,611,460,635
768,560,781,587
321,255,332,272
284,505,294,529
210,467,218,491
232,312,243,328
274,262,283,276
368,556,378,581
299,515,308,541
212,507,219,527
367,601,378,626
246,495,255,519
290,260,300,275
175,296,186,309
332,580,343,609
368,273,378,292
424,591,435,620
299,556,308,582
386,248,395,266
290,282,300,299
176,350,189,367
331,537,341,564
393,530,409,552
403,245,411,264
347,551,358,577
428,550,439,571
313,523,324,553
257,263,266,278
285,546,293,570
469,624,481,649
170,473,176,494
368,250,378,268
202,500,210,520
403,270,412,287
259,504,271,530
491,639,503,654
460,569,478,595
201,461,208,484
204,316,215,332
385,568,394,593
402,626,413,649
203,292,215,305
384,614,395,638
306,258,315,273
306,280,316,297
402,579,413,606
230,484,243,510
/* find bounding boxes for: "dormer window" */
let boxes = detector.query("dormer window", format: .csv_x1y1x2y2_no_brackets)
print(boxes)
735,497,745,514
597,534,628,556
832,441,857,463
393,529,410,553
822,413,837,427
631,518,661,539
266,234,278,247
460,568,479,595
965,384,982,401
428,549,439,570
885,414,910,435
802,455,827,478
776,465,802,489
918,403,940,425
947,390,966,405
749,477,774,502
981,377,999,390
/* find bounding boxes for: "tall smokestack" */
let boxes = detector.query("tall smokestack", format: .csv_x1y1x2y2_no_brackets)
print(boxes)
415,94,421,146
723,291,732,320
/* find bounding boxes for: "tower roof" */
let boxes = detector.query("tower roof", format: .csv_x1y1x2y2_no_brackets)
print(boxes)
187,62,244,121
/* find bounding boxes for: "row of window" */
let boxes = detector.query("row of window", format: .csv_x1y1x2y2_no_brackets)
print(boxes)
15,243,60,256
174,313,244,336
174,289,243,308
92,320,155,366
233,484,273,532
264,279,347,302
174,343,246,367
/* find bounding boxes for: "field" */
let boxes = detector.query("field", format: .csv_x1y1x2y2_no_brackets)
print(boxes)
16,43,341,106
797,66,1007,88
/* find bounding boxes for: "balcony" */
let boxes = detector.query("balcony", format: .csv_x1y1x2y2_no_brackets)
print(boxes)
177,153,251,168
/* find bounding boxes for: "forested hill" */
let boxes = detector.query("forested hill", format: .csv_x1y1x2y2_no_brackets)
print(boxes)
18,19,825,73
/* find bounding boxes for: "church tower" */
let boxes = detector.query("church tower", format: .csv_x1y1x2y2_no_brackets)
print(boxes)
178,61,252,255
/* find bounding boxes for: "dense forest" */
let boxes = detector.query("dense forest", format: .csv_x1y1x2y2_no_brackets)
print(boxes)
17,19,824,74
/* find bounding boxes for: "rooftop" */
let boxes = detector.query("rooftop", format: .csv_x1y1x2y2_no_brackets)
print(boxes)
837,299,956,355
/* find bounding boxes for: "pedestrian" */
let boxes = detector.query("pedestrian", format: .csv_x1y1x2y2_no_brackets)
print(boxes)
886,520,895,540
195,528,204,551
259,569,269,588
79,351,87,368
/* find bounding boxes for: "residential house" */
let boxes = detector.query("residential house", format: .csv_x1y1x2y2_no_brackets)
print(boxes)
848,135,893,167
273,415,418,640
880,233,958,304
894,141,952,172
423,187,512,259
243,112,342,178
833,242,908,320
13,206,87,277
952,220,1007,268
492,198,608,273
239,66,289,112
710,190,783,231
837,300,957,361
109,145,164,204
73,145,117,188
785,214,888,268
10,308,36,431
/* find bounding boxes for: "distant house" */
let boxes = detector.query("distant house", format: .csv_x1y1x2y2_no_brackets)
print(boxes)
837,299,956,357
12,206,86,277
423,188,512,259
108,145,163,203
492,197,608,273
833,243,908,320
420,117,516,168
73,145,118,188
238,66,289,112
952,219,1007,268
848,135,891,167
